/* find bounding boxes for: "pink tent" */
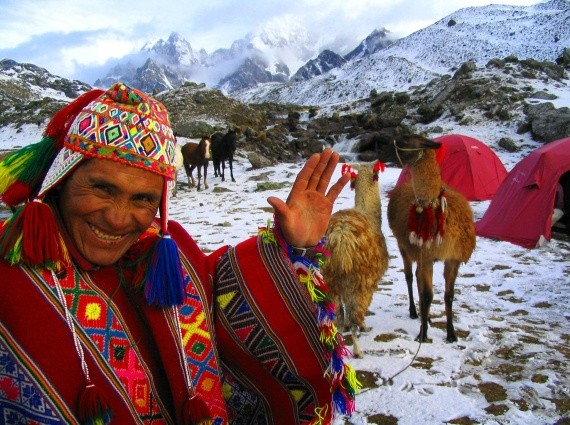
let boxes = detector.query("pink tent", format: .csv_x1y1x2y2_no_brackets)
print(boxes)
394,134,508,201
475,137,570,248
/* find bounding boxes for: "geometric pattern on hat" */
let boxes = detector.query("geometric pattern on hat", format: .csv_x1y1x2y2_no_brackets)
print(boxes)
38,148,83,197
66,82,176,178
38,82,177,199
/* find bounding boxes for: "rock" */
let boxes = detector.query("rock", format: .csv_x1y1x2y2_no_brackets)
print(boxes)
498,137,519,152
247,152,273,169
529,91,558,101
526,102,570,142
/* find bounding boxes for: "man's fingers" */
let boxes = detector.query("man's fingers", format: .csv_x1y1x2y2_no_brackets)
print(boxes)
315,150,340,193
306,148,334,192
326,172,351,202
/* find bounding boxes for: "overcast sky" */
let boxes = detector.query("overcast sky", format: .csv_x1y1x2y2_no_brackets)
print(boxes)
0,0,541,83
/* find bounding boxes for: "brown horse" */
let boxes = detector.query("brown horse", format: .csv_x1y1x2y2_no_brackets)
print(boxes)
181,136,211,191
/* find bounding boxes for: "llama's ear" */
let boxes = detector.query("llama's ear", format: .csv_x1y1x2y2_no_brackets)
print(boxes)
372,160,385,181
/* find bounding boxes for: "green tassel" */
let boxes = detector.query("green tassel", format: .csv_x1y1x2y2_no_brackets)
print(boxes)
0,136,57,203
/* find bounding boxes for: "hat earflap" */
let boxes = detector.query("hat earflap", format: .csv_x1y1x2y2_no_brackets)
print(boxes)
0,89,104,207
0,89,104,272
144,180,186,307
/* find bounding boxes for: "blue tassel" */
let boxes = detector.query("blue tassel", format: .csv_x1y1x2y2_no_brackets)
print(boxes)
144,233,185,307
331,349,344,372
332,388,348,414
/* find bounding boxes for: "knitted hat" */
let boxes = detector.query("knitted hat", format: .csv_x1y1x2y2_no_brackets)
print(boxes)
0,82,185,307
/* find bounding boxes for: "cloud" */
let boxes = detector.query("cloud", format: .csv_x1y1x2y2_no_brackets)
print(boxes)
0,0,541,82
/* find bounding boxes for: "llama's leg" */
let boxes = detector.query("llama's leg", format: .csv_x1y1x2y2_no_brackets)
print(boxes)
229,157,235,182
213,159,219,177
351,324,363,358
344,293,364,357
355,281,373,333
443,260,460,343
184,163,193,188
402,250,417,319
189,165,196,188
196,166,202,191
415,261,434,343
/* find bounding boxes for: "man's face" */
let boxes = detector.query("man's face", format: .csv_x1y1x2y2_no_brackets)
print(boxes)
58,158,164,266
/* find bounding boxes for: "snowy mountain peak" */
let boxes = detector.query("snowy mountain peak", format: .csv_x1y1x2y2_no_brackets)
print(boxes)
141,32,199,66
248,15,317,51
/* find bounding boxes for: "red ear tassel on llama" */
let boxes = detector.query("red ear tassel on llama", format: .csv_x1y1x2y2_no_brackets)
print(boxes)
372,160,386,181
341,164,358,189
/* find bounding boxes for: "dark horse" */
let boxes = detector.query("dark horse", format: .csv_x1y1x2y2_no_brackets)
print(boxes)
181,136,211,191
211,128,239,182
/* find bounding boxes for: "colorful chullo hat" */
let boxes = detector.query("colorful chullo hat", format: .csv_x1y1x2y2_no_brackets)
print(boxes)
0,82,186,308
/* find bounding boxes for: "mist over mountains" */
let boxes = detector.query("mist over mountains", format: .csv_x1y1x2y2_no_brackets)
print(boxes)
87,0,569,106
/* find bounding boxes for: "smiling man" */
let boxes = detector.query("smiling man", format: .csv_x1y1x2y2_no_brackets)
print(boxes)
0,82,357,424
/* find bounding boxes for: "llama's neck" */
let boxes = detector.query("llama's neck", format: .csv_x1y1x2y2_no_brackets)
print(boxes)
409,151,442,201
354,174,382,227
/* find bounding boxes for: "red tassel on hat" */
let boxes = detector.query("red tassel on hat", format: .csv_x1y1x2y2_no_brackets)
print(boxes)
78,383,112,425
2,180,33,207
182,395,212,425
0,200,69,272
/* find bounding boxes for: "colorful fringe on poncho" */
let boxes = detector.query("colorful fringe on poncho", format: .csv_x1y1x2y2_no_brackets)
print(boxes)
259,219,361,420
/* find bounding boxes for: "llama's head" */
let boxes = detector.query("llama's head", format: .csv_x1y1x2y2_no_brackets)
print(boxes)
201,135,212,159
394,134,442,166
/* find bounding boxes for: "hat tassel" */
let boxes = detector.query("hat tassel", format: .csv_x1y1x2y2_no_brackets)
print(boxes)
144,233,186,307
0,200,68,271
78,382,112,425
183,395,212,425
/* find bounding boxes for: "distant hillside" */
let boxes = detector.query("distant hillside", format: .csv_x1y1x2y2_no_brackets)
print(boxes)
233,0,570,106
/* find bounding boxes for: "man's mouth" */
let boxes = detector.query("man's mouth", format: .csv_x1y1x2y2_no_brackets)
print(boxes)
89,223,124,241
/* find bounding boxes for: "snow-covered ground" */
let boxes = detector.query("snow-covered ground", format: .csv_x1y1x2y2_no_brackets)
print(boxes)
169,143,570,425
1,110,569,424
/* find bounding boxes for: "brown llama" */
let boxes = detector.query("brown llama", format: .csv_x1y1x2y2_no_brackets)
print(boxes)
387,134,476,343
322,162,389,358
181,136,211,191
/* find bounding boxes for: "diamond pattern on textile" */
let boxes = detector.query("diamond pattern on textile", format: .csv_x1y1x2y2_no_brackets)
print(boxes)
0,337,64,424
215,256,317,420
221,370,269,425
104,124,123,144
178,282,223,391
48,268,161,421
78,115,93,133
140,134,158,157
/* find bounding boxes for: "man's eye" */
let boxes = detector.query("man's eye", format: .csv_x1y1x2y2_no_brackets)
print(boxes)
93,184,111,192
134,194,158,205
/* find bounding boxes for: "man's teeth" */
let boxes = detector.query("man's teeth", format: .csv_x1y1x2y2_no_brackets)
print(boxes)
90,224,122,241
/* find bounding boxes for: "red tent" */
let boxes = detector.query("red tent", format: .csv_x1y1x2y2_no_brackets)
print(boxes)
475,137,570,248
394,134,508,201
